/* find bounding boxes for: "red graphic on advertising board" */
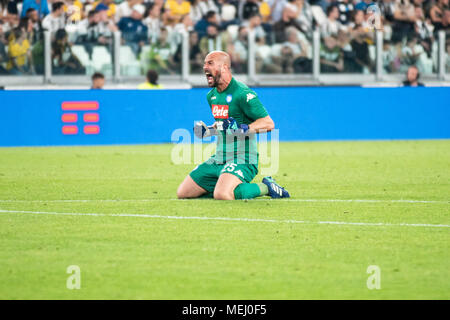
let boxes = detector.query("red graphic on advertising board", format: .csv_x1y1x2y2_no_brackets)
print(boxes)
61,101,100,135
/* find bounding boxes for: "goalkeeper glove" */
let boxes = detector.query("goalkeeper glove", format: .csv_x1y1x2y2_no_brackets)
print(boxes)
193,121,215,139
221,117,250,133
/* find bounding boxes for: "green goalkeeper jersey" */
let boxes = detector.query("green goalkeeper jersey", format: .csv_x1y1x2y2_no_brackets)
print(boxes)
206,77,269,165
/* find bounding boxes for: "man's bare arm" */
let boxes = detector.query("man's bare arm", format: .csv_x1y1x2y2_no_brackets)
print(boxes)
248,115,275,133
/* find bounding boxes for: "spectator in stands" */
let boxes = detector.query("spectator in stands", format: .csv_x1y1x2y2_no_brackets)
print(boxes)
18,17,36,45
190,0,219,23
284,0,300,16
31,30,45,74
92,0,117,21
0,2,15,33
281,26,311,73
138,69,163,88
446,40,450,74
391,0,416,43
95,4,118,44
118,4,148,56
165,0,191,24
25,8,40,33
259,0,271,23
350,26,373,73
65,0,83,24
75,10,100,58
187,30,203,72
348,9,371,39
116,0,141,22
52,28,85,74
219,0,239,28
242,12,266,41
199,23,228,57
400,35,424,71
320,35,344,73
380,0,396,25
414,5,434,40
255,34,282,73
20,0,50,19
42,2,65,33
0,20,9,74
6,28,32,74
171,13,194,38
429,0,449,32
272,3,303,43
75,5,117,58
381,39,396,73
402,65,424,86
144,27,177,74
143,3,163,44
194,10,218,39
321,4,346,38
334,0,354,25
174,29,202,73
229,25,248,73
413,5,434,68
242,0,260,20
267,0,288,23
295,0,314,36
354,0,376,11
91,72,105,89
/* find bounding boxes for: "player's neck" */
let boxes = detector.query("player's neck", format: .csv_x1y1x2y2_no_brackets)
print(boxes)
216,75,233,93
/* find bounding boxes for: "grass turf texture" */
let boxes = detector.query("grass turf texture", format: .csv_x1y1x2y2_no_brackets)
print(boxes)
0,140,448,299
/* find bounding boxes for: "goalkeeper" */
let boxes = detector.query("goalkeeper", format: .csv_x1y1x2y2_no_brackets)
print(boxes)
177,51,290,200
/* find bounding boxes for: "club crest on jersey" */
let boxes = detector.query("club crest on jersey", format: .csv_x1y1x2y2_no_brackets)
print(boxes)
212,105,229,119
226,94,232,103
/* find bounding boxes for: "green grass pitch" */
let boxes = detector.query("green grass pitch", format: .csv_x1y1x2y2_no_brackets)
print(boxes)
0,140,448,299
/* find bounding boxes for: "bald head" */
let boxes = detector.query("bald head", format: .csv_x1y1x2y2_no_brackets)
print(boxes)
205,51,231,69
203,51,233,90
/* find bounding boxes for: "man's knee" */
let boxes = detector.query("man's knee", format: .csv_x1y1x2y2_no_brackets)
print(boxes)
213,188,235,200
177,175,207,199
176,185,187,199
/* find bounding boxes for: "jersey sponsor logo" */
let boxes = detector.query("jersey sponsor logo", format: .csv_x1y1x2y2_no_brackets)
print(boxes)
246,93,256,102
212,105,229,119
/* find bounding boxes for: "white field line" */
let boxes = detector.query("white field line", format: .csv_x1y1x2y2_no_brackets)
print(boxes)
0,209,448,228
0,199,448,204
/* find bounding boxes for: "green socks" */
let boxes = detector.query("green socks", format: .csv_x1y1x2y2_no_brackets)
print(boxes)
196,183,269,199
234,183,268,200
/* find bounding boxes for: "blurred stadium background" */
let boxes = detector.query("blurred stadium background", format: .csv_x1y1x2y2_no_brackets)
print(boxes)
0,0,449,89
0,0,449,300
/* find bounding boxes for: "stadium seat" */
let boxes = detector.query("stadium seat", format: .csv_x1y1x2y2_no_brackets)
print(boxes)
92,46,112,76
72,45,90,65
72,45,93,75
119,46,141,76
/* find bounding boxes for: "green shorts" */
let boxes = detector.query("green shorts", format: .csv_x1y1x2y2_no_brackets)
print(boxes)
189,159,258,193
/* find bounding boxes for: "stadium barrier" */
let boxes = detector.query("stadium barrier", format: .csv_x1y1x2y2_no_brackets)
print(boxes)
0,87,449,147
0,30,448,88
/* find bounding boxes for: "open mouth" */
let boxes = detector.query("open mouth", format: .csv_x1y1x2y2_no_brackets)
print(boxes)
205,72,214,83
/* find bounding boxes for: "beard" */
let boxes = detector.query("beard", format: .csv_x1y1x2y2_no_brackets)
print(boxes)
210,70,221,87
